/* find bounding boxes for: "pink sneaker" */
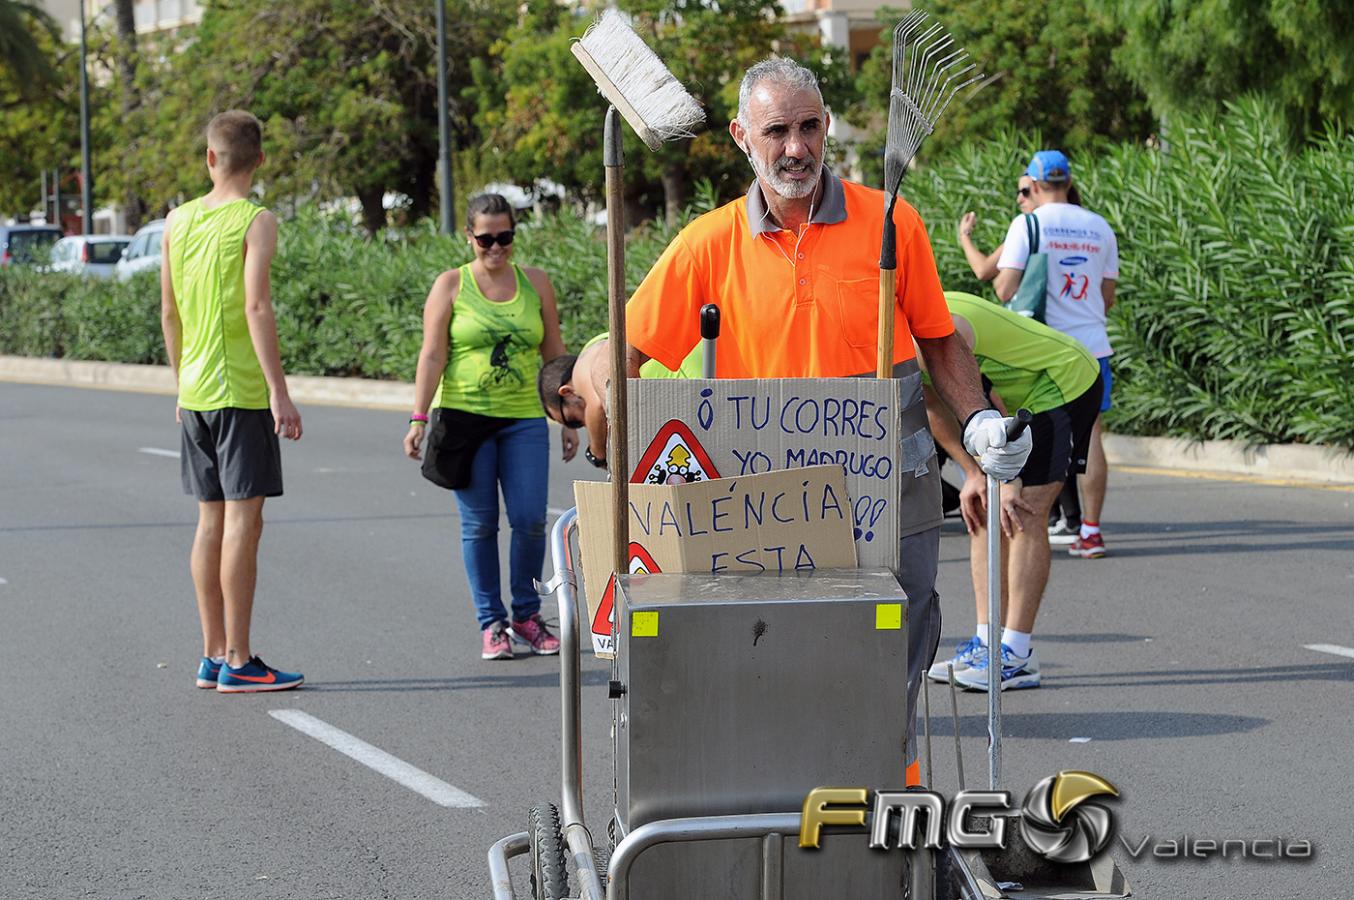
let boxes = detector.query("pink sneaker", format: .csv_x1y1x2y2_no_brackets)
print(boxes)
481,621,514,660
511,614,561,655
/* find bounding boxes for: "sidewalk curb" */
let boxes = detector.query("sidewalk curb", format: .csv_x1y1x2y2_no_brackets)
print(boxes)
5,355,1353,486
0,355,411,410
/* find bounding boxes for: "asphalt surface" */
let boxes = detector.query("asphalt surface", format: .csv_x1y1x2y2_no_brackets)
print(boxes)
1,382,1351,900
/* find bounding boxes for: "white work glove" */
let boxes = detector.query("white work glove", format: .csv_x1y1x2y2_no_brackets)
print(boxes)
962,409,1033,483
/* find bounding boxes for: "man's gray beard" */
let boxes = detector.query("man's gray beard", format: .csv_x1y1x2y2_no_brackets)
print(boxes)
751,152,822,200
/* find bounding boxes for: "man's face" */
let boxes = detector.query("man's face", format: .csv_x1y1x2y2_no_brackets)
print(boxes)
732,83,828,201
554,389,586,430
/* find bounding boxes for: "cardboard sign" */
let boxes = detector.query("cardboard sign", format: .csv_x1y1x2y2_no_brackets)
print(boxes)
626,376,942,575
575,465,858,656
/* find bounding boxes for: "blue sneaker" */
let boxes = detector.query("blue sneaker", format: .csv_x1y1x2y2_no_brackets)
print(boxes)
216,656,304,693
927,636,986,683
955,644,1041,692
196,656,223,689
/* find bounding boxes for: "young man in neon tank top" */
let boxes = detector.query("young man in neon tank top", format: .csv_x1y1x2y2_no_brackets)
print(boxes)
160,110,304,692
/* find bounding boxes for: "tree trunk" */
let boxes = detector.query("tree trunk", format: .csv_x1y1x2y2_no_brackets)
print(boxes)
113,0,146,231
661,163,685,228
357,186,387,234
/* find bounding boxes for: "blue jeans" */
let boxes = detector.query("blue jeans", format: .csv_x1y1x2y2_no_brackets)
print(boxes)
453,417,549,629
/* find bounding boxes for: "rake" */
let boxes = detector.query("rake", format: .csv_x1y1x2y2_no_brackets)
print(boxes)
875,10,984,378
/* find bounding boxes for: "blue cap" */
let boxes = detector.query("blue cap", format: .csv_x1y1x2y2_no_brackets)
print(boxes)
1026,150,1070,183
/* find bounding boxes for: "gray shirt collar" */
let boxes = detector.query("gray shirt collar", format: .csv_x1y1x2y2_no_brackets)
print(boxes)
745,166,847,236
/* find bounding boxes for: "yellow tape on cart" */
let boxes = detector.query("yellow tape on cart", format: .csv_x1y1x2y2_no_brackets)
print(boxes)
875,603,902,630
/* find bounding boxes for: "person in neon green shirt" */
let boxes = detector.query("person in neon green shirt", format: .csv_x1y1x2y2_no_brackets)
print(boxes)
160,110,304,693
403,193,578,662
921,291,1102,692
535,335,701,470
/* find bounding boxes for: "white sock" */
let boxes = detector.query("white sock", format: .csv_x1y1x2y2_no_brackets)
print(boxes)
1080,522,1101,538
973,626,988,645
1002,629,1032,658
209,655,226,664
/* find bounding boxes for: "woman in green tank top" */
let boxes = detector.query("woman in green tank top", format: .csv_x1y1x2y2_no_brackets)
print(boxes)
402,194,578,661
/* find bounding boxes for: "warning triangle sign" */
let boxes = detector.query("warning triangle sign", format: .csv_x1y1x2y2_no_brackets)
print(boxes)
591,543,663,641
630,420,721,485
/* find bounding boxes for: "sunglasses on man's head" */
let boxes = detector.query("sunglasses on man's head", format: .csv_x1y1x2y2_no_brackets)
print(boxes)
1016,187,1032,198
472,230,515,248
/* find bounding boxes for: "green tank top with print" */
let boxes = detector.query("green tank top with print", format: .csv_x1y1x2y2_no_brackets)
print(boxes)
169,197,268,410
434,263,544,418
943,291,1099,414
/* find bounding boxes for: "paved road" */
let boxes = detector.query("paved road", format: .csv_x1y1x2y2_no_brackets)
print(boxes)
2,382,1351,899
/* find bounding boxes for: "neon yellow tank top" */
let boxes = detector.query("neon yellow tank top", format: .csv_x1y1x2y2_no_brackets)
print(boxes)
168,197,268,410
944,292,1099,414
433,263,544,418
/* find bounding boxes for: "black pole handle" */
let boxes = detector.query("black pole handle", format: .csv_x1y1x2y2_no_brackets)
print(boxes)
1006,408,1034,441
700,303,720,340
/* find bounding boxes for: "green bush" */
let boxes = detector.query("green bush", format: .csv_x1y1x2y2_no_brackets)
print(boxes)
3,104,1351,448
903,99,1354,449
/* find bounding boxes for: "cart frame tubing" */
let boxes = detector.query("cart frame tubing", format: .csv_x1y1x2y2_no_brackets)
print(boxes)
552,508,608,900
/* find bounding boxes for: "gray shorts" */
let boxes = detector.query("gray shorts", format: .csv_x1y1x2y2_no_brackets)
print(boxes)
180,408,283,501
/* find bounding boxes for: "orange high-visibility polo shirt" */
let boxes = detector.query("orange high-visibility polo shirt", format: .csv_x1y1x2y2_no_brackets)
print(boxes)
627,169,954,378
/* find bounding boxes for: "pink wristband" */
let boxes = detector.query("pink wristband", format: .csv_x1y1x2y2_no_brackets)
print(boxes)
410,412,429,424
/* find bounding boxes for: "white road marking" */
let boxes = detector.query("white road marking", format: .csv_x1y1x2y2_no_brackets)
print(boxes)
1305,644,1354,660
269,710,485,808
138,447,180,459
1069,737,1092,744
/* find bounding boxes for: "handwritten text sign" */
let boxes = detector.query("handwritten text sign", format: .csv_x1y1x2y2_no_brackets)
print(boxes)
574,465,857,656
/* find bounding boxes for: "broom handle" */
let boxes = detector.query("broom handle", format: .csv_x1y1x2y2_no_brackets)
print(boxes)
604,107,629,576
876,206,898,379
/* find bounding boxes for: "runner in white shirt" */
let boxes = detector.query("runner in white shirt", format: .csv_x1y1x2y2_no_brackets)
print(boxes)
994,150,1118,559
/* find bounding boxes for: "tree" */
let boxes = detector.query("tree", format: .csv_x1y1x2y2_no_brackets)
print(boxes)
111,0,512,232
0,0,58,98
0,11,81,219
108,0,147,230
851,1,1154,187
469,0,853,225
1110,0,1354,139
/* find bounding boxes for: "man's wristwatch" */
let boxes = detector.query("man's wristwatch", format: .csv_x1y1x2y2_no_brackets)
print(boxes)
585,447,608,469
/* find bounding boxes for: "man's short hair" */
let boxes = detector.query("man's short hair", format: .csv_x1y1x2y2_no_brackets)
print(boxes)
537,354,577,418
206,110,262,176
737,57,823,127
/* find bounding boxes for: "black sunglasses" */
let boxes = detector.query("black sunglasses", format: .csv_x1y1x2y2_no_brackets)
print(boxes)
471,230,515,248
1016,187,1032,198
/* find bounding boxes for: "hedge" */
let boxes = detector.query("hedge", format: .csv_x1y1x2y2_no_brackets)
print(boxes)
3,102,1350,448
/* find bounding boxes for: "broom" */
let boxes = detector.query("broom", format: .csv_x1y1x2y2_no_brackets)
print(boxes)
571,10,705,580
567,19,702,894
876,10,984,378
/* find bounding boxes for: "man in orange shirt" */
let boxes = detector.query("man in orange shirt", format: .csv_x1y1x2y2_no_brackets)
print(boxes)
625,58,1032,785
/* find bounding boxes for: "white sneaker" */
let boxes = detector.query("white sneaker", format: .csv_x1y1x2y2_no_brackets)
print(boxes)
1047,517,1080,545
954,644,1041,691
927,636,986,683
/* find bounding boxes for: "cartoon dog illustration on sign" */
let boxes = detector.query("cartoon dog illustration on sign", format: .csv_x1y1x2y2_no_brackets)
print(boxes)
631,420,720,485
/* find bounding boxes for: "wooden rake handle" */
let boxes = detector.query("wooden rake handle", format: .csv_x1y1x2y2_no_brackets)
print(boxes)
876,210,898,379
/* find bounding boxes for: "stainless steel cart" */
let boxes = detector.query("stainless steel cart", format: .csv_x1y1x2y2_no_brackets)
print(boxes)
489,507,951,900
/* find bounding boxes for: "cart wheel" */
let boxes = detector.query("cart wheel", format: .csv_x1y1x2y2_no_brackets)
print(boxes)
528,804,570,900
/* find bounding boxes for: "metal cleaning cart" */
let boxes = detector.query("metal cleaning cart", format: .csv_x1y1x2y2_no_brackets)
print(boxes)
490,506,919,900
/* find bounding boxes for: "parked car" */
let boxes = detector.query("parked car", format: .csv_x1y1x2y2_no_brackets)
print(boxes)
115,219,166,281
0,224,63,267
49,235,132,278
